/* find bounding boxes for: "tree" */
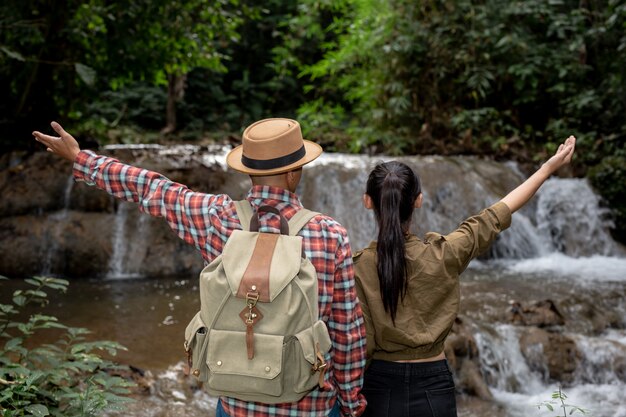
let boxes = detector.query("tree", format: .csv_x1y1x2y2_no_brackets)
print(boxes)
95,0,244,133
0,0,244,144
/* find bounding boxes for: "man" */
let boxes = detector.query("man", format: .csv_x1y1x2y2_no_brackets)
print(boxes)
32,118,367,417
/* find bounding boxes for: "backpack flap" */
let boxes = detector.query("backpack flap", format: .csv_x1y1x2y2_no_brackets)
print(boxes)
222,230,303,302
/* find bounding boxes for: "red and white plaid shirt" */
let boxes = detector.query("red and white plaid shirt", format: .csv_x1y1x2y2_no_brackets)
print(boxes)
73,150,367,416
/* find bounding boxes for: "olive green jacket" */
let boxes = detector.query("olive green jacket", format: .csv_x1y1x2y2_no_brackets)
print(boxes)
353,202,512,361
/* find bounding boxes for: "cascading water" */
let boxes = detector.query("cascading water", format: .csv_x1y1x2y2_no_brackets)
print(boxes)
41,175,74,275
535,178,621,257
107,202,151,279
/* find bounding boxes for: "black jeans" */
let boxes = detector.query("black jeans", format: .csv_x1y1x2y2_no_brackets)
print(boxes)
362,359,458,417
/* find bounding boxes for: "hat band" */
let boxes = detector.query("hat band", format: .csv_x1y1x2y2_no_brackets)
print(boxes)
241,145,306,170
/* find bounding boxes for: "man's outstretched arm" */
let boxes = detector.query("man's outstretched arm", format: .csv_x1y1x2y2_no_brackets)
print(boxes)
33,121,230,262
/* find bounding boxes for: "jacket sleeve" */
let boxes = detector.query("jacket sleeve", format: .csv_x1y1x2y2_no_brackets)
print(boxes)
425,202,512,275
329,234,367,416
353,254,376,361
72,150,232,261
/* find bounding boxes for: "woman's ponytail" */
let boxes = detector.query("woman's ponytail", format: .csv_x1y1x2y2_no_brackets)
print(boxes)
366,162,421,324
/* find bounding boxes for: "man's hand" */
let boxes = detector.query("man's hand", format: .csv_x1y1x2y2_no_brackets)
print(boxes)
32,121,81,162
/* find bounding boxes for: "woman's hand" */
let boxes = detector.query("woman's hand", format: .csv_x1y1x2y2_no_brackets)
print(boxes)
32,121,81,162
501,135,576,213
542,135,576,175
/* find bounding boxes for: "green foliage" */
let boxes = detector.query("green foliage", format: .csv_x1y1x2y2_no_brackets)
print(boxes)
588,155,626,243
294,0,626,159
536,386,591,416
0,276,134,416
0,0,244,148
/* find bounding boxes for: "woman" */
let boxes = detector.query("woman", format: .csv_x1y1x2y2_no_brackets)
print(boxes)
353,136,576,417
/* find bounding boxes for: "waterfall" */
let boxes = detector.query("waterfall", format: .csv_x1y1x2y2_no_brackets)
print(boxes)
41,175,74,276
469,319,626,417
303,154,622,260
474,324,546,394
535,178,621,257
107,202,150,279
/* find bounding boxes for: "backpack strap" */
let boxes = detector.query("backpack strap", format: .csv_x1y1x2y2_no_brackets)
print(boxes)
236,200,319,235
287,208,319,236
233,199,254,231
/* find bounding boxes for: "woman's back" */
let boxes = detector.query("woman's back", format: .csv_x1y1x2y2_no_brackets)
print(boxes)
354,202,511,361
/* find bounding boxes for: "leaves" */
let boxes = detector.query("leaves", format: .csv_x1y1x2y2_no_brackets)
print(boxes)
74,63,97,87
25,404,50,417
0,277,135,416
0,46,25,61
536,386,592,416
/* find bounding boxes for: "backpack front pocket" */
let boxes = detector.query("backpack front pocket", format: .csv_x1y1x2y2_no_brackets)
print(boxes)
288,320,332,393
206,329,284,398
184,312,209,382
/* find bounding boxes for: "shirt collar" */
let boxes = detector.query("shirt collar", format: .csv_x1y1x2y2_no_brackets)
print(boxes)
246,185,303,208
367,234,421,249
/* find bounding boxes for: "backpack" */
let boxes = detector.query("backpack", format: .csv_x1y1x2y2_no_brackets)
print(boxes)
184,200,332,404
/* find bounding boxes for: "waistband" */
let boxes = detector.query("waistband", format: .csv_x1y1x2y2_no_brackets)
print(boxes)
367,359,450,377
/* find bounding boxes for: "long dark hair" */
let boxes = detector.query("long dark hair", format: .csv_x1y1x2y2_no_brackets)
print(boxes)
366,161,421,323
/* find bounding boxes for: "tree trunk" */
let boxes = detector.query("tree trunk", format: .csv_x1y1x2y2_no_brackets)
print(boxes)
162,73,187,134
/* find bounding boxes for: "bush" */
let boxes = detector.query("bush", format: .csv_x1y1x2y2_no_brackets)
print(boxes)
588,155,626,245
0,276,134,417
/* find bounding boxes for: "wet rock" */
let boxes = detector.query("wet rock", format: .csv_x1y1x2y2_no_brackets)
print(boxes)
457,360,493,400
108,365,155,395
106,362,218,417
0,210,202,278
456,394,507,417
0,148,230,278
445,317,493,400
507,299,565,327
519,327,581,384
0,152,73,216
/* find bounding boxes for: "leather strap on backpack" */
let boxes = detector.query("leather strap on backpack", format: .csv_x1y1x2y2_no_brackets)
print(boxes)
234,200,319,237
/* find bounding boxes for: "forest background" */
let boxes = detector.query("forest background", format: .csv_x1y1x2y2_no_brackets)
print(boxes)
1,0,625,243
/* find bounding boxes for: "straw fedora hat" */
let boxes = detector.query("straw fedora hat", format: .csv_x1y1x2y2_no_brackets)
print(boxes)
226,118,323,175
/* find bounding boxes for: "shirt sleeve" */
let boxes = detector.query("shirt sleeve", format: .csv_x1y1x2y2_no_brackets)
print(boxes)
72,150,231,261
425,202,512,275
328,234,367,416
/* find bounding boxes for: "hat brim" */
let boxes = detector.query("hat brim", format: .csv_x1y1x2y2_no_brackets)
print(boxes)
226,140,323,175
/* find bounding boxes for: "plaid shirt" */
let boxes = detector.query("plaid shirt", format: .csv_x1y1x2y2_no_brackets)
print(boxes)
73,150,367,417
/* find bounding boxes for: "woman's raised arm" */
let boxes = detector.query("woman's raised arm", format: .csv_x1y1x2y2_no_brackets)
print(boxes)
500,136,576,213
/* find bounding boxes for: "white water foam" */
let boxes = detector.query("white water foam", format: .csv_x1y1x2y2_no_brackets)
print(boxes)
507,253,626,282
493,383,626,417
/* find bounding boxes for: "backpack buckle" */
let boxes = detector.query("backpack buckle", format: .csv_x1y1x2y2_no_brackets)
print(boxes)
311,343,328,388
246,291,259,307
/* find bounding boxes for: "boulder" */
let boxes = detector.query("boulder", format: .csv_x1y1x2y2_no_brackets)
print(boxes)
445,317,493,400
507,299,565,327
518,327,581,384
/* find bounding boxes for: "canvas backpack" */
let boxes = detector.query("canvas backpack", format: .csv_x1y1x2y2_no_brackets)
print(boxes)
184,200,332,404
